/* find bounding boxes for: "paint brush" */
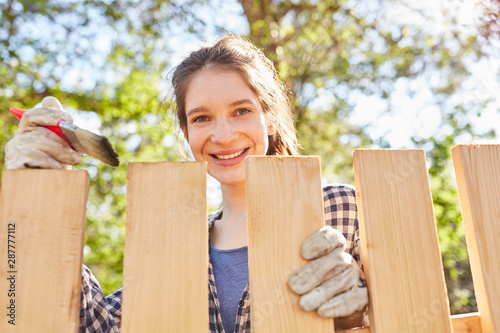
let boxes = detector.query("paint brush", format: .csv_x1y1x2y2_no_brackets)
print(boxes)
10,107,120,167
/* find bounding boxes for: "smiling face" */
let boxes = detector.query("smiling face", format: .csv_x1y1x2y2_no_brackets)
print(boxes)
184,69,274,186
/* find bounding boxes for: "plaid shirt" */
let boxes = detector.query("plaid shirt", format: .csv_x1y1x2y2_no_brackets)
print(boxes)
79,184,360,333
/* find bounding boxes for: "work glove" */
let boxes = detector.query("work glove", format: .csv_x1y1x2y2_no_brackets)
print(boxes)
288,226,368,325
5,96,82,170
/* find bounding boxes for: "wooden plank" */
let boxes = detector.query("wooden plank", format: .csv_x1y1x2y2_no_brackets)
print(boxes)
337,327,371,333
246,156,334,333
450,313,482,333
0,170,89,333
336,313,482,333
121,162,208,332
452,144,500,333
353,149,452,333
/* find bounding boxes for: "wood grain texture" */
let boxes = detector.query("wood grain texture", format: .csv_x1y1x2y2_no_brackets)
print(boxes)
121,162,208,333
336,327,371,333
452,144,500,333
353,149,452,333
336,313,482,333
450,313,482,333
0,170,89,333
245,156,334,333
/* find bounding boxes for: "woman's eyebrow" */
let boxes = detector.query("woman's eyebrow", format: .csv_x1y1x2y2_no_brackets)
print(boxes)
187,106,208,117
229,99,256,107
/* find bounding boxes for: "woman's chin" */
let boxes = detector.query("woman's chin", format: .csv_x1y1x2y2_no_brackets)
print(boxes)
209,169,246,187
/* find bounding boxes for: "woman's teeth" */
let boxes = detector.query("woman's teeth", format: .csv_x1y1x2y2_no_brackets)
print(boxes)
214,149,246,160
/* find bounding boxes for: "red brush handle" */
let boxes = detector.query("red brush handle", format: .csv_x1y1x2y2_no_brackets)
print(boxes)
9,107,72,146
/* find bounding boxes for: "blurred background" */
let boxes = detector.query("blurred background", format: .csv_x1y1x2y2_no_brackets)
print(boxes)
1,0,499,314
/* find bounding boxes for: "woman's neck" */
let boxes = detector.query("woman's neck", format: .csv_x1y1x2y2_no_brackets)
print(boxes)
210,182,248,250
220,182,246,218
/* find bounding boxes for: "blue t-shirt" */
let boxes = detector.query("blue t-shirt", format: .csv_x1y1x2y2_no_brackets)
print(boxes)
209,239,249,333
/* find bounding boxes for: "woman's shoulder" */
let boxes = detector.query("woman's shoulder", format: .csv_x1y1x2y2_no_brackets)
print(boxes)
322,184,359,254
322,183,356,199
321,183,357,215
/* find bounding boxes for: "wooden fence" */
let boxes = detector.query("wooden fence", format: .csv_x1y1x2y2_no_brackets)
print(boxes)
0,144,498,332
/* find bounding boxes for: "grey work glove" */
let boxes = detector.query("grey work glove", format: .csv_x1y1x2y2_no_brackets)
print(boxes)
5,96,82,170
288,226,368,319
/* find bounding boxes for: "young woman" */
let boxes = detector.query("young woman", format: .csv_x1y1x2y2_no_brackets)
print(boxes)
5,34,368,332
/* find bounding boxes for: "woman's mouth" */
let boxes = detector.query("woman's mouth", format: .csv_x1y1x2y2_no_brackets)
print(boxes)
209,148,250,166
211,148,249,160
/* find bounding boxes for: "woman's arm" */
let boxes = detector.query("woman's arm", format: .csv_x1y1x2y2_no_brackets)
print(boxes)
288,185,369,329
80,265,121,333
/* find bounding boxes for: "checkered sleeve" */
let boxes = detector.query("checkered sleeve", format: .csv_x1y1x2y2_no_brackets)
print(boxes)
323,185,369,327
322,184,361,267
79,265,121,333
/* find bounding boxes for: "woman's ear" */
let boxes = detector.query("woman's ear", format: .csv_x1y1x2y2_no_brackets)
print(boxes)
267,121,277,136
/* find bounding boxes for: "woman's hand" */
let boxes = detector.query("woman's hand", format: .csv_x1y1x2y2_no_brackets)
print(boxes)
288,226,368,324
5,97,82,170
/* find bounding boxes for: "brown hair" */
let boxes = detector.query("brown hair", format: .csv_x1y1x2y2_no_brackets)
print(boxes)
170,34,299,156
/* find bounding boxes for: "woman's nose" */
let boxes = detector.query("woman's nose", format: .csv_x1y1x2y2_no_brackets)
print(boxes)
211,120,238,144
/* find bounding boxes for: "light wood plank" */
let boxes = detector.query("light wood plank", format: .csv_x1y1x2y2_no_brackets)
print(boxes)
0,170,89,333
337,328,371,333
336,313,482,333
246,156,334,333
353,149,452,333
121,162,208,332
451,313,482,333
452,144,500,333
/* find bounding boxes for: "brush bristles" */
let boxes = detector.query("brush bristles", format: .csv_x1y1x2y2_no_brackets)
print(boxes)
74,128,120,166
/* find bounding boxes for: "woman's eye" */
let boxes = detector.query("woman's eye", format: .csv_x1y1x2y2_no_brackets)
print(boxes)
193,115,209,123
235,108,251,116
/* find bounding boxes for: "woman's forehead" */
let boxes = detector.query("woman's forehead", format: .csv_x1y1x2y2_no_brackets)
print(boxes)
185,69,259,108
